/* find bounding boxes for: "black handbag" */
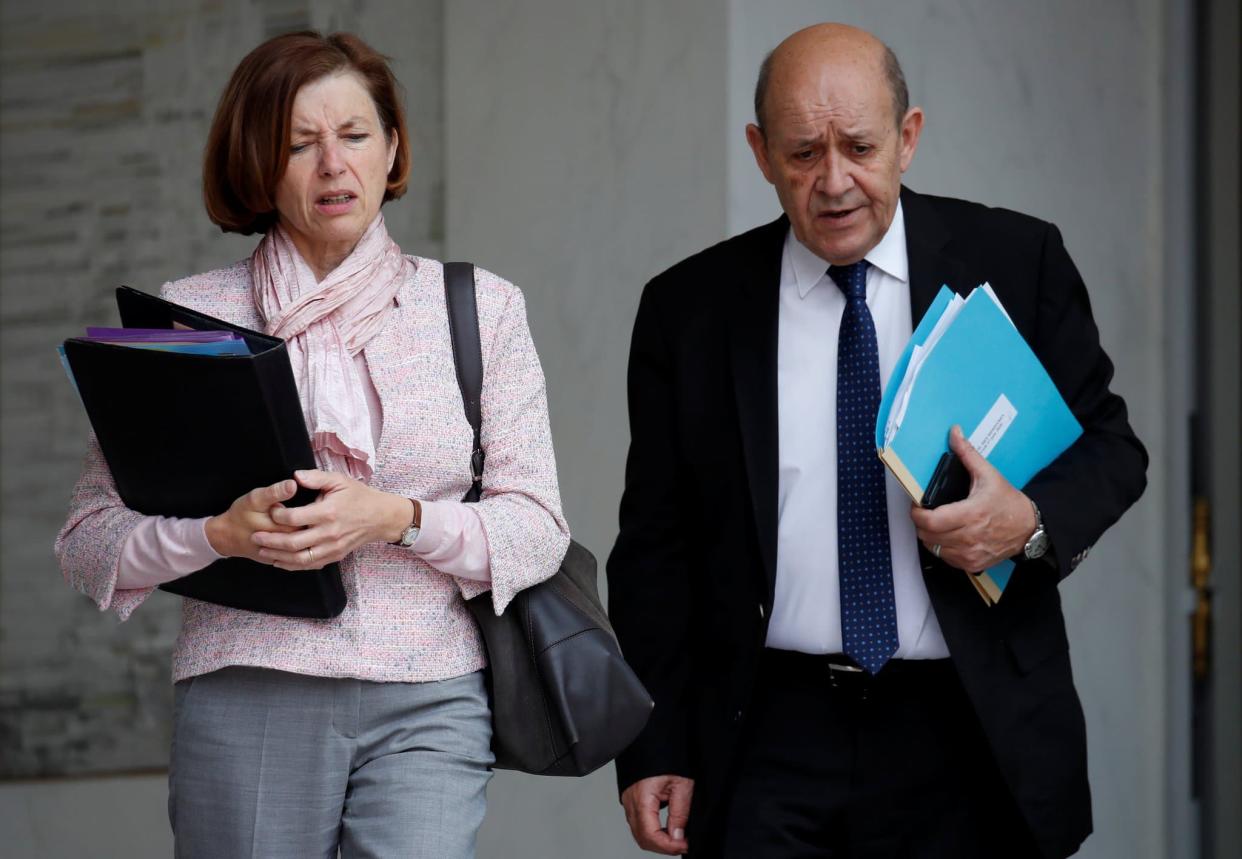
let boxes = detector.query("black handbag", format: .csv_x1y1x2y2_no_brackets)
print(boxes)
443,261,653,777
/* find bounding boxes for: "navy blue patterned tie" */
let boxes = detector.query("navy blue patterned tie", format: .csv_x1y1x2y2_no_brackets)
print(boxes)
829,260,898,674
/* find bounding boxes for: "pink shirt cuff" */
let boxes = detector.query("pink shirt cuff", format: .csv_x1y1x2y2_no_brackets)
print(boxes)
410,501,492,582
116,516,223,590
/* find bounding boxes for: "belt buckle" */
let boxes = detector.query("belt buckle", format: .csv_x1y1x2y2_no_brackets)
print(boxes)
827,660,869,699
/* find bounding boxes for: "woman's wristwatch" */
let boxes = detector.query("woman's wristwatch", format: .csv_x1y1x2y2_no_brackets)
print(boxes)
393,498,422,547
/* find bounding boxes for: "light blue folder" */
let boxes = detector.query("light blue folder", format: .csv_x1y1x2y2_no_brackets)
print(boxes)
876,286,1082,602
57,338,251,390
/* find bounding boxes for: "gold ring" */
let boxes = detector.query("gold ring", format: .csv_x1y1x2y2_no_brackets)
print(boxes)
931,544,942,559
305,547,315,564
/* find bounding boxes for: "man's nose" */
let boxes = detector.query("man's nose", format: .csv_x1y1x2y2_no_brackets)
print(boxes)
817,150,854,199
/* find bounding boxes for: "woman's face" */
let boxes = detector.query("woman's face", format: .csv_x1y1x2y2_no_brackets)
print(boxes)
274,72,397,271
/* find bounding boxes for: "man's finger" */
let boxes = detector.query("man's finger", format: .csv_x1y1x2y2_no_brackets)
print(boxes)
949,424,991,480
665,778,693,846
630,789,682,855
915,519,972,547
910,499,973,533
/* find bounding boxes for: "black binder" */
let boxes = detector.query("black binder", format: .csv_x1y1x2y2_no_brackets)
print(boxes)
61,286,346,618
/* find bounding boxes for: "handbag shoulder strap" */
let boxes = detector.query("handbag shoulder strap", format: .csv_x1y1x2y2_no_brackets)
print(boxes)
443,261,485,503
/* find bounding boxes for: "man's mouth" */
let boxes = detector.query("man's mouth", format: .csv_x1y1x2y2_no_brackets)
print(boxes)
822,207,857,220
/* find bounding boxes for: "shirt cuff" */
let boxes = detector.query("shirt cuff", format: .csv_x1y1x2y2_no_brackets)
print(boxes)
116,516,223,590
408,500,492,582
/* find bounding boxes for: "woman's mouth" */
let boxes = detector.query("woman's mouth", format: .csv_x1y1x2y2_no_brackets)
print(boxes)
315,193,356,214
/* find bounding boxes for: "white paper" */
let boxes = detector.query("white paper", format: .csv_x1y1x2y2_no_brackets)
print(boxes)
968,393,1018,458
979,282,1016,328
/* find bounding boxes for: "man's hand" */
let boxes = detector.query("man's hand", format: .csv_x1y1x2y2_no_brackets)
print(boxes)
909,425,1037,572
621,775,694,855
250,469,412,570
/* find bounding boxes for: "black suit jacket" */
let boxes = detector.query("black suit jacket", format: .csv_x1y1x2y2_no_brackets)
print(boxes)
606,187,1148,858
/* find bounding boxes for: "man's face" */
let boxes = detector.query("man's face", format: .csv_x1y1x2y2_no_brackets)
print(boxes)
746,54,922,265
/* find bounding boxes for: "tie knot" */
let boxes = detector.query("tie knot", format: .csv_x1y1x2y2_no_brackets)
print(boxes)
828,260,869,301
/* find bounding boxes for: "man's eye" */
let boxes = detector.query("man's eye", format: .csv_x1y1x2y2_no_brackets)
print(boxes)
852,144,872,156
794,150,815,161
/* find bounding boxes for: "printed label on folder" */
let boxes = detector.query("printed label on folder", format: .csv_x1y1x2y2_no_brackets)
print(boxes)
969,394,1017,458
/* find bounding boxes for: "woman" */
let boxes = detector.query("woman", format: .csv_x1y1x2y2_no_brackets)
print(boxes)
54,31,569,858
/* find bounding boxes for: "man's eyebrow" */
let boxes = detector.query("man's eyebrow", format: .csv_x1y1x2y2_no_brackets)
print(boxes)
788,135,822,148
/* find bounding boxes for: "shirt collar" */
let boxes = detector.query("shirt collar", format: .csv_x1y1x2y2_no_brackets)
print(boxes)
785,200,908,299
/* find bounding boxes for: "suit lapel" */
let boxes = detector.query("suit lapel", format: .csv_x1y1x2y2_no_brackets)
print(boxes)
727,216,788,598
901,187,984,613
901,186,969,322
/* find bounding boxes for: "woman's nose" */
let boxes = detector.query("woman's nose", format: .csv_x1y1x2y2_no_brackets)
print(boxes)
318,141,346,176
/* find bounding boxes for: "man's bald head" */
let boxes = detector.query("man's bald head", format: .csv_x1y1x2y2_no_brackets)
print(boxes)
753,23,909,133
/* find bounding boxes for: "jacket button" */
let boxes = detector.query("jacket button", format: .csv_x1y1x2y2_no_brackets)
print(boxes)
734,709,743,722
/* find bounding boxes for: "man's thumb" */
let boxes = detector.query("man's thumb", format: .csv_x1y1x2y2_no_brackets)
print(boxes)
666,778,693,834
949,425,988,475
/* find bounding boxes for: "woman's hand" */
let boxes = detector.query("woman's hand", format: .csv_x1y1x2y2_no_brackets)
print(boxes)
251,469,413,570
205,479,301,561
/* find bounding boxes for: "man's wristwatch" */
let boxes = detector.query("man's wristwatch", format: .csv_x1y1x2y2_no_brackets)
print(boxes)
393,499,422,547
1020,498,1049,561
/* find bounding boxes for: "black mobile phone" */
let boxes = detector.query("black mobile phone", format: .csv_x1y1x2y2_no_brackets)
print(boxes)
920,451,971,508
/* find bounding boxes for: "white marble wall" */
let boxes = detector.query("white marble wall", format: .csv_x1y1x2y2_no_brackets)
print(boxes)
445,3,727,856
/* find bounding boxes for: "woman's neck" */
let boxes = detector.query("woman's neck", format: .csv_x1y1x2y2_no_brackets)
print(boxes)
285,231,353,282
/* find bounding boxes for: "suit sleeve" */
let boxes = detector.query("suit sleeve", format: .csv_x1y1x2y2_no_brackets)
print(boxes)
458,284,570,614
54,432,157,620
1023,223,1148,577
606,280,695,792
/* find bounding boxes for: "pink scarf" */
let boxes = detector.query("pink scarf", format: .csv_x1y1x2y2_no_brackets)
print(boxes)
250,213,408,481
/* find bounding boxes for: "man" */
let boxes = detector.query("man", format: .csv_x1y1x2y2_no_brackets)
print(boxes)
607,23,1147,859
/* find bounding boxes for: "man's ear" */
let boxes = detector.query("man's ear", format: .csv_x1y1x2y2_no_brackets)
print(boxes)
745,123,776,185
898,107,924,173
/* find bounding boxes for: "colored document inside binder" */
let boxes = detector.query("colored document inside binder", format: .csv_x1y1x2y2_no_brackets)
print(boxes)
875,285,1082,604
58,328,250,389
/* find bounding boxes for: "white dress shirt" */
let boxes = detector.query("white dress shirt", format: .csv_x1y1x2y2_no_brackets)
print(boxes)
765,202,949,659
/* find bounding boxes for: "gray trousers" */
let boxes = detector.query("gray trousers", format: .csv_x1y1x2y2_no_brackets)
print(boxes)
169,666,493,859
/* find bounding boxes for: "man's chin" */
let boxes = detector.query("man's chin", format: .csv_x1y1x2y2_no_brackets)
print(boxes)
808,237,870,267
803,219,875,264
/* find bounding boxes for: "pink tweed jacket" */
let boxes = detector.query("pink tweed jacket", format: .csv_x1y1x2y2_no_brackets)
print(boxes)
55,256,570,683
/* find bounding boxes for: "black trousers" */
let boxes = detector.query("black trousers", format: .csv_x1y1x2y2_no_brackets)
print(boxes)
703,649,1044,859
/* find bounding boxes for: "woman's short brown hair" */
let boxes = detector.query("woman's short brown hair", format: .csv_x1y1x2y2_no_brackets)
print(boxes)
203,31,411,235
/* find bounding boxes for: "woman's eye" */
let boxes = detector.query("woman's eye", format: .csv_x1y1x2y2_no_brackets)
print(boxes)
290,143,310,154
345,133,369,142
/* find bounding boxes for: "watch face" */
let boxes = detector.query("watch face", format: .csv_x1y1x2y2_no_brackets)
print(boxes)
400,526,420,547
1026,529,1049,559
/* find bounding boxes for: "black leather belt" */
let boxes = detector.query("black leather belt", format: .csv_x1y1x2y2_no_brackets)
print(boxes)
761,648,955,700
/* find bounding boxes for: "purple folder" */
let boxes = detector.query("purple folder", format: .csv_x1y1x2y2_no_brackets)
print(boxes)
84,327,242,343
